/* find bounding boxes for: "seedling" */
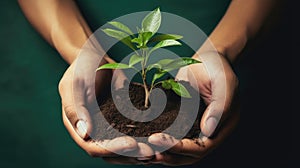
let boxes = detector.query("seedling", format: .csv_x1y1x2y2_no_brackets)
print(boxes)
97,8,201,108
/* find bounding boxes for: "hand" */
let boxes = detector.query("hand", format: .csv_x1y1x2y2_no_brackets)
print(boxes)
148,51,239,166
59,49,153,164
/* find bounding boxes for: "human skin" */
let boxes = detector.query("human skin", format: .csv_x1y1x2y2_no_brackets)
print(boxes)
18,0,154,163
18,0,275,166
145,0,275,165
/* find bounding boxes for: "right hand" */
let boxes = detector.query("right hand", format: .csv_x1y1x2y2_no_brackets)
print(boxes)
147,51,239,166
58,49,154,164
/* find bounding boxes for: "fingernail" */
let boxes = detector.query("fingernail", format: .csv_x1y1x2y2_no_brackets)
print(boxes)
76,120,87,138
205,117,218,137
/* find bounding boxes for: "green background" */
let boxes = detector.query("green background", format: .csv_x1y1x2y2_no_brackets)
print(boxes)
0,0,294,168
0,0,229,167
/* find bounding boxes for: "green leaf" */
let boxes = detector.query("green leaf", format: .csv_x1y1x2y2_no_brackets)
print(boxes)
152,71,167,84
131,37,143,48
102,28,129,40
121,37,136,51
147,63,161,71
141,32,153,46
155,39,182,48
102,28,135,50
142,8,161,34
157,59,174,66
108,21,134,35
131,32,153,48
136,27,143,34
168,79,191,98
150,39,181,53
163,57,201,72
129,54,143,67
161,80,172,89
149,34,183,43
96,63,131,71
147,59,173,71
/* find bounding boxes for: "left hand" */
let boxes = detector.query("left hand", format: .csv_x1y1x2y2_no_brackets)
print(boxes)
148,51,240,166
60,50,154,164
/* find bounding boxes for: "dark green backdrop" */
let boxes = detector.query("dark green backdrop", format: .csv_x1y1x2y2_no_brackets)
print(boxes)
0,1,113,168
0,0,229,167
1,0,294,168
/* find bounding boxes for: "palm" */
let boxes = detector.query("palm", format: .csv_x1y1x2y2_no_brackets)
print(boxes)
147,52,239,165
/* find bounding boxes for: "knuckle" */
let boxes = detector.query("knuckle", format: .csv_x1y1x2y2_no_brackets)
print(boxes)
63,105,78,125
64,105,75,117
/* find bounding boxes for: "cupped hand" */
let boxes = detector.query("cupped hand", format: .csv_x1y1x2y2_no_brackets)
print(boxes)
148,51,239,166
59,49,153,164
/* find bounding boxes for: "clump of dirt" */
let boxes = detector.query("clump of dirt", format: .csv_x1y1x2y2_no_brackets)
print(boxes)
91,81,205,141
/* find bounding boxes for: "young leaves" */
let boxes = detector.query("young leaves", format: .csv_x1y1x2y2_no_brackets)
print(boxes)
147,57,201,72
96,63,131,71
131,32,152,48
149,34,183,43
142,8,161,35
108,21,134,35
149,57,201,82
102,28,128,41
150,39,182,54
102,28,135,50
129,54,143,66
152,71,167,84
161,80,172,89
98,7,202,106
162,57,201,72
96,54,144,72
147,58,173,71
162,79,191,98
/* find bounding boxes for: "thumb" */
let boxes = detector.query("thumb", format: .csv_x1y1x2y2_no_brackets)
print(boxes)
112,69,128,90
200,102,223,137
199,64,230,137
59,61,94,140
198,52,238,137
200,73,237,137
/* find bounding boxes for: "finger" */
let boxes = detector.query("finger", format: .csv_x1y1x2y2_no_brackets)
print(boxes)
99,137,141,155
63,105,92,139
103,143,154,165
149,110,239,158
63,110,138,157
112,69,128,90
127,143,154,160
200,53,238,137
63,109,115,157
149,133,205,158
58,62,94,139
103,55,128,90
175,66,189,82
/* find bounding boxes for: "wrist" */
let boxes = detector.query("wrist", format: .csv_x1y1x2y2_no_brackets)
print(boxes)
209,29,248,64
192,48,234,68
50,21,92,64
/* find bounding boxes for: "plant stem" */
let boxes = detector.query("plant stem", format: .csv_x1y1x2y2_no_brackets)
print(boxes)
142,67,149,107
143,77,150,108
140,48,150,108
149,81,162,96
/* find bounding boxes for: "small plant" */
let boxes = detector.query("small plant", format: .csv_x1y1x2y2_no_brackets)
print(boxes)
97,8,201,108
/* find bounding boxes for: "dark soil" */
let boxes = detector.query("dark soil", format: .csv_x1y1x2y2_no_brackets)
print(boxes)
91,81,205,141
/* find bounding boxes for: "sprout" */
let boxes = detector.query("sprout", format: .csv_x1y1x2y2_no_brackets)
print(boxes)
97,8,201,108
